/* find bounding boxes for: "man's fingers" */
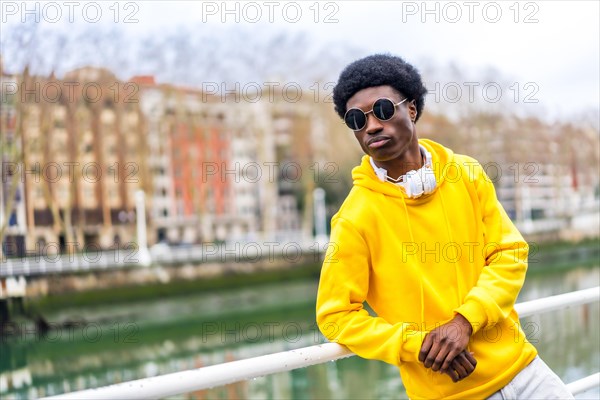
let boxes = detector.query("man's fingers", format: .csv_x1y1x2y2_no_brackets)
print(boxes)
431,344,452,371
465,351,477,367
440,348,461,372
457,352,476,374
423,341,442,369
419,334,433,363
452,358,468,380
442,367,459,383
453,352,476,378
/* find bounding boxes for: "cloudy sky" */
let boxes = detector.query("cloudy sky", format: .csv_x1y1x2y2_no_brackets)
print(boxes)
2,1,598,120
156,0,600,119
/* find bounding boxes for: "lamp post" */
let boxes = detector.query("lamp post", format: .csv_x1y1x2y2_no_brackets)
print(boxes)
135,190,152,267
313,188,328,246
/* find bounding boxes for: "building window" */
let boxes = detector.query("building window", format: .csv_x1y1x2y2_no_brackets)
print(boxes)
36,237,46,250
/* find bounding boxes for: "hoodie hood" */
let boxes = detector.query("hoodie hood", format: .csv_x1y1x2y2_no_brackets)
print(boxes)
352,138,454,201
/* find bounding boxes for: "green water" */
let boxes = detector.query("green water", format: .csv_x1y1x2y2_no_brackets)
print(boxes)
1,254,599,399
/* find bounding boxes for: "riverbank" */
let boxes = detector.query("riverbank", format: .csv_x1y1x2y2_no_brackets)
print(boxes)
15,237,600,318
29,261,322,316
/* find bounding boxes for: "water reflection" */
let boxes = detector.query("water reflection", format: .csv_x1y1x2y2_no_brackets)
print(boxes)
1,266,598,399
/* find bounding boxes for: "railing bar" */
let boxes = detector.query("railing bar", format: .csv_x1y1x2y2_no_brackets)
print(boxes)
516,287,599,317
566,372,600,395
44,343,353,399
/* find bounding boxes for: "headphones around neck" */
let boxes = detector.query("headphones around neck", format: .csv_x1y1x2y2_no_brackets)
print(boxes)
371,145,437,198
397,146,437,198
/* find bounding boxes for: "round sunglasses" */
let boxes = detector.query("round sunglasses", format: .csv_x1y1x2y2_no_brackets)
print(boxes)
343,97,408,131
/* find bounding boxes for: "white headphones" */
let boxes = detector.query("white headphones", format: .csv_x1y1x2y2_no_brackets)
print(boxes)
370,145,437,199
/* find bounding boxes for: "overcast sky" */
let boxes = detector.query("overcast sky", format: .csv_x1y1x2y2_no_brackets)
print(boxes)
1,1,598,120
146,0,600,120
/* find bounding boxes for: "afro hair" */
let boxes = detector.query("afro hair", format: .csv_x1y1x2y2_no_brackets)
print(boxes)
333,54,428,122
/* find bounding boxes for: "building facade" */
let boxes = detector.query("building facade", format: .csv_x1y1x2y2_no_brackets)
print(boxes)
1,65,27,258
1,66,151,255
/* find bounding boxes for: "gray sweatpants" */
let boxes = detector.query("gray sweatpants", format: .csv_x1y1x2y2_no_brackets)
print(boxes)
486,356,575,399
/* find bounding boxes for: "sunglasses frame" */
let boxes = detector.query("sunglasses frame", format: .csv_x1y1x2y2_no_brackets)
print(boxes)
343,97,408,131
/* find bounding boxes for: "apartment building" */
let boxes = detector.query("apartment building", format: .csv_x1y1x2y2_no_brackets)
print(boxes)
0,65,27,257
0,66,151,254
135,78,246,244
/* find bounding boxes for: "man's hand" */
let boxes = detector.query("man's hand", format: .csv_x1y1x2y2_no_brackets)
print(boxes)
440,350,477,382
418,313,476,382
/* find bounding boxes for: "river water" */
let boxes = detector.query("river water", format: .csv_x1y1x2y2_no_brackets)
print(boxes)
1,262,599,399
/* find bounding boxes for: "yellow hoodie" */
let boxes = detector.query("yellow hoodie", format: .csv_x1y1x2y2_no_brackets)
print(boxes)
316,139,537,399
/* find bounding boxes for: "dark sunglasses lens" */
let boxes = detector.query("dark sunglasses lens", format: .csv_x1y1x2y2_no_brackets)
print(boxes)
373,98,396,120
345,109,366,131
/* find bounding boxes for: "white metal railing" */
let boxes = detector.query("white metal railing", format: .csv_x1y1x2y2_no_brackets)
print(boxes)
45,287,600,400
566,373,600,395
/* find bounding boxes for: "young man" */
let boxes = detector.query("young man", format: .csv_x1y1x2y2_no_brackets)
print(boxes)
315,54,574,399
